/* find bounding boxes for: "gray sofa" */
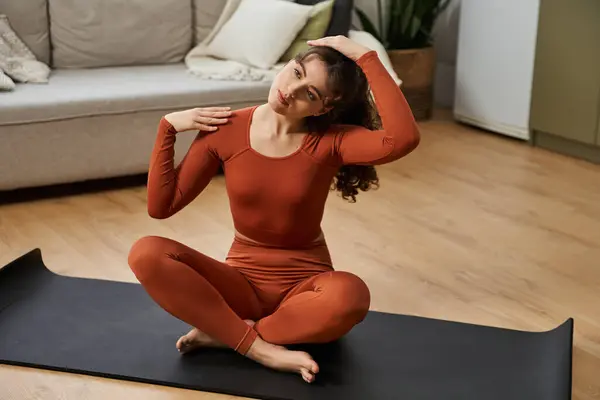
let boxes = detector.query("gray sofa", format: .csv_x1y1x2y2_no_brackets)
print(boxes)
0,0,272,192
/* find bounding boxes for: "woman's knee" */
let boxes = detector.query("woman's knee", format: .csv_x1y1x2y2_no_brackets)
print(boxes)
127,235,169,279
324,271,371,321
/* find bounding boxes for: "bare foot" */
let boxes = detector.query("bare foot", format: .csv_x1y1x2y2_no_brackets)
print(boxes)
176,320,255,354
246,337,319,383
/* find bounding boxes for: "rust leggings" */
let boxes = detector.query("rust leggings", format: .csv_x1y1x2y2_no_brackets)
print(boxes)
127,235,371,355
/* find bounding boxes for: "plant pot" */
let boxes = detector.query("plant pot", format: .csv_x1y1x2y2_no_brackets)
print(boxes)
387,46,436,120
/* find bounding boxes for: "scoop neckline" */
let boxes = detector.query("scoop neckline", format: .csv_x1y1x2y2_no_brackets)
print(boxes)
245,105,309,161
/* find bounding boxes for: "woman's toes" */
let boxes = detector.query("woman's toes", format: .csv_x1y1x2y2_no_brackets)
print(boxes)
176,337,187,352
302,358,319,375
300,358,319,382
309,360,319,374
300,367,315,383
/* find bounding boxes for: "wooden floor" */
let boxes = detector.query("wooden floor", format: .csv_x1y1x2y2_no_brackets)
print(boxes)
1,111,599,399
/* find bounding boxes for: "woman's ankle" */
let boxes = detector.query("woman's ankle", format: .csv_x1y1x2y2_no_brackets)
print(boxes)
235,323,259,355
246,336,273,359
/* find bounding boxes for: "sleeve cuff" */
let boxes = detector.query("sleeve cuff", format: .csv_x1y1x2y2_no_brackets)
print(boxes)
356,50,378,66
159,117,178,135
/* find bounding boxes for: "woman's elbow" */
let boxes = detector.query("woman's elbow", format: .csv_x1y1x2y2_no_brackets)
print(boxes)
407,125,421,151
390,125,421,159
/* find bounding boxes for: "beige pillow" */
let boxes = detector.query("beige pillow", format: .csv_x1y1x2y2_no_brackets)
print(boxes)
49,0,193,68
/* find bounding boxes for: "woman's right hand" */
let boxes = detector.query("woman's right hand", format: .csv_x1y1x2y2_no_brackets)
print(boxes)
164,107,232,133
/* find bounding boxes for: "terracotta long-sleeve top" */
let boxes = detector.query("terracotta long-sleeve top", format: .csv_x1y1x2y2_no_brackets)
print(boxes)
146,50,420,247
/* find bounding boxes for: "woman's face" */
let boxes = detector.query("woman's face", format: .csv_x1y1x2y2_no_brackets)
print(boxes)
268,55,334,119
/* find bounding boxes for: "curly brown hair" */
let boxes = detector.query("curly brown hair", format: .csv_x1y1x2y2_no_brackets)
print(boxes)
295,46,381,203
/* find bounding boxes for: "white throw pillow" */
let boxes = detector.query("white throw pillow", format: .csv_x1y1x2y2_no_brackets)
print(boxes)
206,0,313,69
0,69,16,91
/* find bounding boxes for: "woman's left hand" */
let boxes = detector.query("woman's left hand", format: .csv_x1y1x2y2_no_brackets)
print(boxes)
307,35,371,61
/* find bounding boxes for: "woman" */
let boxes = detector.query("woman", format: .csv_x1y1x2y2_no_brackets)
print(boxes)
128,36,420,383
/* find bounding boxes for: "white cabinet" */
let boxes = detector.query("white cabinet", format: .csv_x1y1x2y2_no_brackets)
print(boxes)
453,0,540,140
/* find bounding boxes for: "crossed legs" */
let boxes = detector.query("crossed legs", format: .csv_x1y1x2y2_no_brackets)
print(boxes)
255,269,371,345
127,235,370,382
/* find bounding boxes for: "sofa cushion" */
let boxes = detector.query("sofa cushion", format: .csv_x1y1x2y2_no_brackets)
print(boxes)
193,0,227,45
49,0,193,69
0,0,51,64
0,63,271,126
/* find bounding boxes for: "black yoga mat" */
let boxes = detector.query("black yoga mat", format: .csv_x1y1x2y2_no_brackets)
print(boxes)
0,249,573,400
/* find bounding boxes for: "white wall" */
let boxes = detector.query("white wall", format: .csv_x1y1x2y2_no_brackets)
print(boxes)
432,0,460,108
353,0,461,108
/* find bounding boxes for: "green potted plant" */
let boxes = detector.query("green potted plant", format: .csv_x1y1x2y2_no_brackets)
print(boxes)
355,0,450,120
